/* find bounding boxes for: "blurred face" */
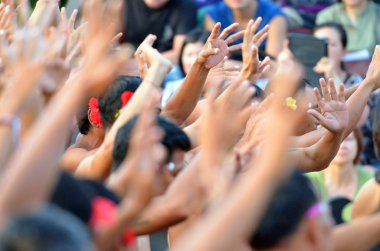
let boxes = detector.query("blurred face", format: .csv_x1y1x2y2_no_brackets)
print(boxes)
314,27,345,64
182,42,204,75
224,0,252,9
332,132,358,165
144,0,170,9
342,0,367,8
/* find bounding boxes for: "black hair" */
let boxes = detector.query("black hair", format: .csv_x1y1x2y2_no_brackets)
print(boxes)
76,102,91,135
0,205,92,251
372,94,380,159
112,115,191,170
178,29,210,75
98,76,141,129
249,171,318,249
313,22,347,48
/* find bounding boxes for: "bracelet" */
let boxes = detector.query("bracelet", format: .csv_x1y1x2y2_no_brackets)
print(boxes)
0,115,21,146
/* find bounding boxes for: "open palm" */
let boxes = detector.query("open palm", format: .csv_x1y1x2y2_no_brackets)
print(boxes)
308,79,348,133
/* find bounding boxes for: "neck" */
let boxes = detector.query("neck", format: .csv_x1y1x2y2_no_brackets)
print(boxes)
232,1,257,28
344,0,368,21
324,162,357,186
80,128,104,150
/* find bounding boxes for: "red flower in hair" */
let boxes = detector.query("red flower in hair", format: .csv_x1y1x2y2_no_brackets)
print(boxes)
121,91,134,108
88,98,103,128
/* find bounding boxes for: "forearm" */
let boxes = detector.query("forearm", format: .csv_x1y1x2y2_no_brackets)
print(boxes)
333,214,380,251
130,157,202,234
105,63,166,146
344,79,375,139
76,64,169,180
289,128,325,148
298,131,343,172
173,128,291,251
163,61,209,125
0,76,87,217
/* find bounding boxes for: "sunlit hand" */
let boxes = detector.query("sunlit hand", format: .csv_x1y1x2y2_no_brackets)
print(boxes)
308,78,348,133
240,17,271,83
197,22,244,69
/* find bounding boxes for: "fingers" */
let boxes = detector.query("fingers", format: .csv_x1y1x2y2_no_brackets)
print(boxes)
252,24,269,47
228,43,242,52
307,109,326,124
313,87,324,112
319,78,331,102
243,19,254,46
202,47,219,58
209,22,221,40
218,22,238,40
337,83,345,102
68,9,78,30
328,78,338,100
142,34,157,46
225,29,244,45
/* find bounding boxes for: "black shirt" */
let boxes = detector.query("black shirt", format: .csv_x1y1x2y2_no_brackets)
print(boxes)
122,0,197,52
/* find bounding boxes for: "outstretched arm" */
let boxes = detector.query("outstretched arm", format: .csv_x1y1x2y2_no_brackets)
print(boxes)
75,37,172,180
0,0,126,229
162,22,243,125
290,79,348,172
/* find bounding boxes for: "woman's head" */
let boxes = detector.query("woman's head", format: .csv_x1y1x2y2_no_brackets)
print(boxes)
179,29,210,75
224,0,253,9
250,171,334,251
144,0,170,9
313,23,347,64
332,129,363,165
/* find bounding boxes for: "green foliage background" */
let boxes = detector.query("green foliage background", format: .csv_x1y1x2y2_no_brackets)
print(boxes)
29,0,68,8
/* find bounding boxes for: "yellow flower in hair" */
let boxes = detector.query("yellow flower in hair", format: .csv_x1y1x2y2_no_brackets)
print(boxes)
286,97,297,111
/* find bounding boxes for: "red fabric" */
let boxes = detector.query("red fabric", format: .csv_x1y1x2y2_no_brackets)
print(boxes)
88,197,116,228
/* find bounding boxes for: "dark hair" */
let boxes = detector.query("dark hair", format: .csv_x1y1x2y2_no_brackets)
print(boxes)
313,22,347,48
372,95,380,159
112,115,191,170
98,76,141,129
76,102,91,135
249,171,318,249
0,205,92,251
178,29,210,75
352,128,364,164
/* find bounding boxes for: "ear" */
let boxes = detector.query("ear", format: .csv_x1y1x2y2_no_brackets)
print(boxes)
88,109,99,128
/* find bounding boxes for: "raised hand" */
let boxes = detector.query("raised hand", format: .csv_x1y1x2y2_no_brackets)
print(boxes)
308,78,348,133
201,78,254,158
134,34,173,80
197,22,244,69
0,3,15,42
0,28,49,114
237,46,305,169
80,0,129,96
239,17,270,83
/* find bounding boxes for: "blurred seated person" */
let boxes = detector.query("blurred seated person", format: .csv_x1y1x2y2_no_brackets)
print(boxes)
204,0,287,57
313,22,363,86
195,0,222,7
279,0,334,29
121,0,197,64
306,129,373,224
316,0,380,55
